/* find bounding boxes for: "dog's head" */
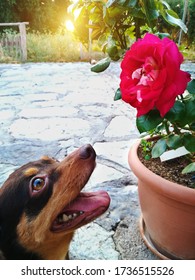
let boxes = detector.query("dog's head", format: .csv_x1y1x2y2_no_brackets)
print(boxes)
0,144,110,259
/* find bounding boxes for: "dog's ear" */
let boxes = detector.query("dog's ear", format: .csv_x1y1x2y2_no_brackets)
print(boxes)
0,225,5,259
0,225,4,259
0,223,2,242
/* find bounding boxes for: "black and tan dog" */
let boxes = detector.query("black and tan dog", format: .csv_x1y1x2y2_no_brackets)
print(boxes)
0,144,110,260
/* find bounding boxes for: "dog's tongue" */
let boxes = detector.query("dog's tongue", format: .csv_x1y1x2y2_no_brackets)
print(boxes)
66,191,110,212
51,191,110,232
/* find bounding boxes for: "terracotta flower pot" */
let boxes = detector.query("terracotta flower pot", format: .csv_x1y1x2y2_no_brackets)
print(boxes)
128,139,195,260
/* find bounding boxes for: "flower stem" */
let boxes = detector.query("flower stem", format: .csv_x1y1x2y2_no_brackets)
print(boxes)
163,119,170,135
173,123,181,134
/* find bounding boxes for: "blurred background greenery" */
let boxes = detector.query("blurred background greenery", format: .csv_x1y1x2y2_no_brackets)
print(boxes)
0,0,194,63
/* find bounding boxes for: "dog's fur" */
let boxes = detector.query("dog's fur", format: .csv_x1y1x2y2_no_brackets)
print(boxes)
0,144,110,260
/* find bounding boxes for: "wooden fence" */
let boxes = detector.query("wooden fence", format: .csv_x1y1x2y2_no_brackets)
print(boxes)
0,22,29,62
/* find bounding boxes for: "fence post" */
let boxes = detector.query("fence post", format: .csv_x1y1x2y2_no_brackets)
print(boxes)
19,22,27,62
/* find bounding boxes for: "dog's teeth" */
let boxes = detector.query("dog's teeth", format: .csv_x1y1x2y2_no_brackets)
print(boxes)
62,214,69,222
58,211,83,224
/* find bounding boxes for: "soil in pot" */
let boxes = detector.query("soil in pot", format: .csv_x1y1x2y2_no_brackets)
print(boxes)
138,146,195,189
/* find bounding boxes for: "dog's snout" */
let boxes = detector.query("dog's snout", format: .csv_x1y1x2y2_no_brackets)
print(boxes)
79,144,96,160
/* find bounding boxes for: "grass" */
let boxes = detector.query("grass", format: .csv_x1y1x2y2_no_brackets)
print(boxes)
0,30,104,63
27,31,82,62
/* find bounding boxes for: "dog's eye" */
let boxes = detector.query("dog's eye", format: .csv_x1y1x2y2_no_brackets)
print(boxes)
32,178,45,192
29,175,48,196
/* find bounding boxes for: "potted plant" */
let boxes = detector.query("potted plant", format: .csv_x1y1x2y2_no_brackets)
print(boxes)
69,0,195,259
118,33,195,259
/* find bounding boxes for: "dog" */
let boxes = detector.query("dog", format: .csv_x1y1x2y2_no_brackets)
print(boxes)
0,144,110,259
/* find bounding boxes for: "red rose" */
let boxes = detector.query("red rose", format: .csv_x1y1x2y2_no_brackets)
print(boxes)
120,33,191,117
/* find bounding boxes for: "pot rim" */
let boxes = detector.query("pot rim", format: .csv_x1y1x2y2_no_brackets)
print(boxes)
128,139,195,205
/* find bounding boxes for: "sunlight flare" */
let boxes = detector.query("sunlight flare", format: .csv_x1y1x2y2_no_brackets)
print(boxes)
65,20,75,32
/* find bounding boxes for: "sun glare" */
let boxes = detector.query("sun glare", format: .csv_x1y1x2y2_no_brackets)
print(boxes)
65,20,75,32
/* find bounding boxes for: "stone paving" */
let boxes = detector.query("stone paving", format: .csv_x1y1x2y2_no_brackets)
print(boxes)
0,62,194,260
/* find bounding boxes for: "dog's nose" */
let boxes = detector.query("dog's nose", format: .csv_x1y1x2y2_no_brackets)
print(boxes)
79,144,96,159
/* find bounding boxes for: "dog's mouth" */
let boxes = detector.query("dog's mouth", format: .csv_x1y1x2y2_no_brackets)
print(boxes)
51,191,110,233
50,144,110,233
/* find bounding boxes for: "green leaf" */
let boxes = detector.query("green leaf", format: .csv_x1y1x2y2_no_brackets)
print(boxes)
145,154,151,160
182,162,195,174
166,134,183,149
185,99,195,125
106,36,120,61
97,33,108,51
155,32,170,39
136,110,163,133
117,0,127,6
152,138,167,158
106,6,125,19
190,123,195,131
91,57,111,73
165,101,185,122
114,88,122,101
142,0,159,24
187,79,195,95
125,25,135,38
106,0,117,8
125,0,138,8
91,28,102,40
183,134,195,152
164,9,188,33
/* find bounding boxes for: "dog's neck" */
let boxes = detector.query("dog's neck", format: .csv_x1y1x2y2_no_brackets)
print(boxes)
37,232,74,260
0,232,74,260
0,243,42,260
